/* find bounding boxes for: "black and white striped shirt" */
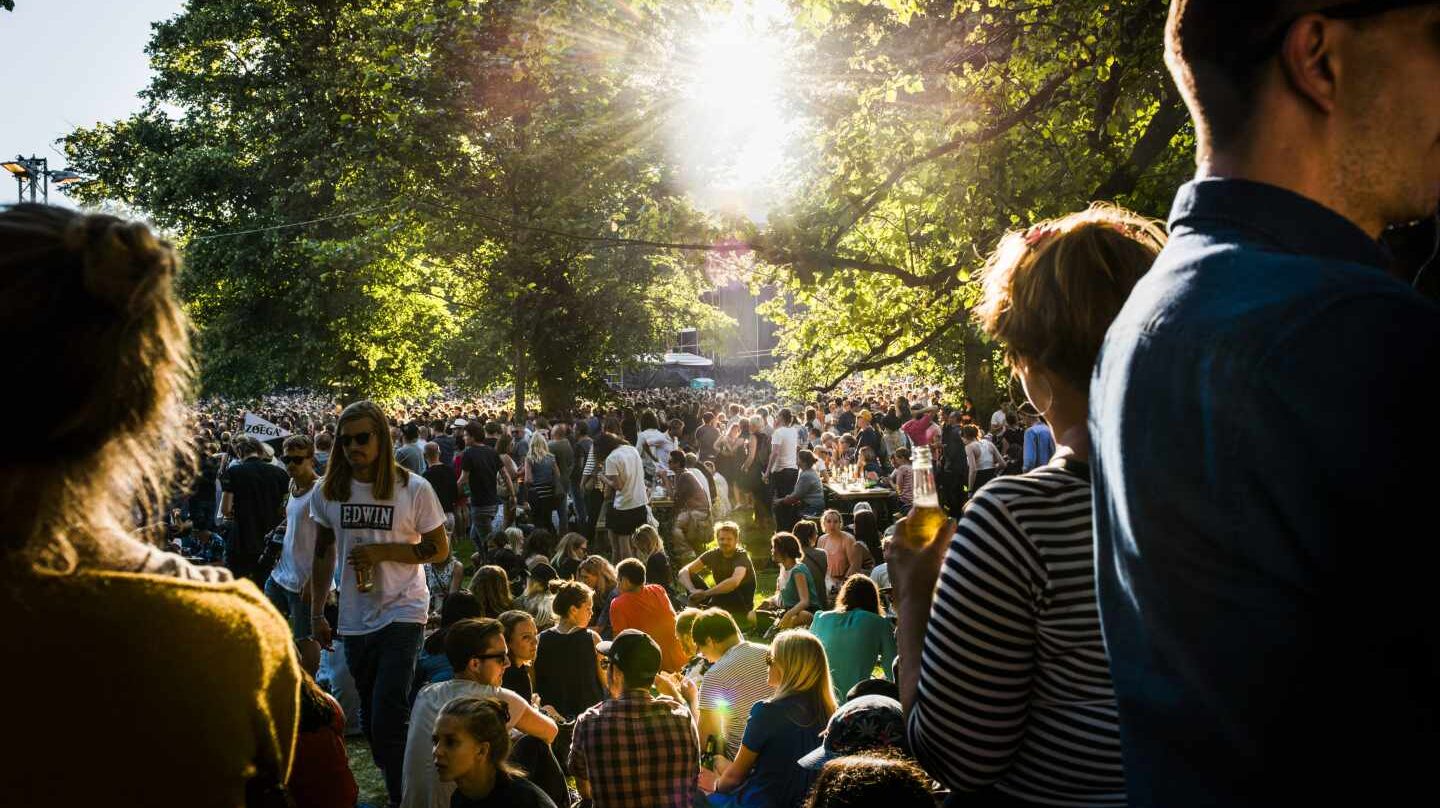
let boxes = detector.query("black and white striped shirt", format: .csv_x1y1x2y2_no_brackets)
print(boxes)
909,459,1126,806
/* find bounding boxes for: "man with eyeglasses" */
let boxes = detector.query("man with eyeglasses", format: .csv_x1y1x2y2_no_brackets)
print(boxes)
309,400,450,806
263,434,322,643
400,617,559,808
218,434,289,585
1089,2,1440,805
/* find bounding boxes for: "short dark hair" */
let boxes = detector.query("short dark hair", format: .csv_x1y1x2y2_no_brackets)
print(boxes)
282,434,314,455
792,519,819,546
443,617,505,671
465,422,485,442
690,607,740,648
798,449,816,469
402,423,420,441
1165,1,1315,150
616,557,646,588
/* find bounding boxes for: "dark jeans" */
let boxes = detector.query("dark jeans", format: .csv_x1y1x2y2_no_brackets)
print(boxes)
469,504,497,547
768,467,798,527
343,620,424,802
529,492,558,534
262,576,309,641
513,734,568,806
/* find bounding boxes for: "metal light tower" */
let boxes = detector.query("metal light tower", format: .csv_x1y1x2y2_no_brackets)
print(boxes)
1,155,85,204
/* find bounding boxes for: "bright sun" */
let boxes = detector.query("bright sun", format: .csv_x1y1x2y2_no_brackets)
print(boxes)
673,0,796,221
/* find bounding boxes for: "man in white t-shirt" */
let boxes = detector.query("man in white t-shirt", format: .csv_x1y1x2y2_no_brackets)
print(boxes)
401,617,559,808
264,434,320,643
766,408,801,529
603,440,649,560
309,400,449,806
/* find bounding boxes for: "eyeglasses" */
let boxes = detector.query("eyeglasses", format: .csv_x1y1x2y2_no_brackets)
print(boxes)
472,653,509,664
338,431,373,448
283,455,311,465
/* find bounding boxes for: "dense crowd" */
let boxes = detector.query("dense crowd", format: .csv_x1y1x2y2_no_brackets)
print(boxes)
3,3,1438,807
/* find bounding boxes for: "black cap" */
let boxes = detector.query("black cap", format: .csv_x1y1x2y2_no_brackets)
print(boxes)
596,629,662,684
529,562,558,585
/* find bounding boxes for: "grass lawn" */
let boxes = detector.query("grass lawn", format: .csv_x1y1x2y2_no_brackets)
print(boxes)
344,510,779,805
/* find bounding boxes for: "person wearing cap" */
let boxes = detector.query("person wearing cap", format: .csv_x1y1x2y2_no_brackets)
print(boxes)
1090,2,1440,806
219,433,290,584
569,629,701,808
797,695,909,774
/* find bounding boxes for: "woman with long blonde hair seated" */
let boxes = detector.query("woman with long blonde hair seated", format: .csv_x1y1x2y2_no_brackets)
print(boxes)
709,630,837,807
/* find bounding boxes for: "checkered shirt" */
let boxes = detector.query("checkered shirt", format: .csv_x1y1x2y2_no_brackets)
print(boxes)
569,691,700,808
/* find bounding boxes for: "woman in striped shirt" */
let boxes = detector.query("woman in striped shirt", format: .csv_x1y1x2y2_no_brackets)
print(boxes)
891,204,1166,807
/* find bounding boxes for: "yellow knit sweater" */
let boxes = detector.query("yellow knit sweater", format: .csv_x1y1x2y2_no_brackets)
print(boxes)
2,569,300,806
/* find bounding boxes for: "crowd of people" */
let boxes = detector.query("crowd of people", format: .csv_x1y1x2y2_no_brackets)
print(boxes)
3,2,1437,807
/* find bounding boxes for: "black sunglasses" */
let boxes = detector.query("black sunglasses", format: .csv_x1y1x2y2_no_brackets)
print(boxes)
338,431,373,448
283,455,311,465
472,652,508,664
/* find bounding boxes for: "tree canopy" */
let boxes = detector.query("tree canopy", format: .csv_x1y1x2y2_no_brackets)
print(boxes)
61,0,1193,412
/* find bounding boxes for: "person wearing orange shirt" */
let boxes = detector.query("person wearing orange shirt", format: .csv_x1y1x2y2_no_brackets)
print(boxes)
609,558,688,673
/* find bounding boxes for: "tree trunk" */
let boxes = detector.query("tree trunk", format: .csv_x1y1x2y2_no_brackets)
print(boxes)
512,333,528,422
963,324,1002,419
537,373,575,416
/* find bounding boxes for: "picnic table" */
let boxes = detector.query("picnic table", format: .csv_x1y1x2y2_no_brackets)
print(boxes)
823,480,895,526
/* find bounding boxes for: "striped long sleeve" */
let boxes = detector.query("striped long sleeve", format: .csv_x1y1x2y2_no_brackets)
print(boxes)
908,465,1126,806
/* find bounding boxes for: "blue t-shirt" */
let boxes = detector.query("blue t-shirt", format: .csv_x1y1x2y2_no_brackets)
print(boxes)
1092,178,1440,807
738,696,825,808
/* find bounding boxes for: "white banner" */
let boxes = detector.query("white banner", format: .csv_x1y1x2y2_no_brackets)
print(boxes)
242,412,290,440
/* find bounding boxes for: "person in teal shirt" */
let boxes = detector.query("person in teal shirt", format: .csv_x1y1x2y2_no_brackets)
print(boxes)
809,575,896,696
758,533,823,631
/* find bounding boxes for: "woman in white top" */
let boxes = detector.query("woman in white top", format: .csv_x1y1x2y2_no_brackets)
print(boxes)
963,424,1005,494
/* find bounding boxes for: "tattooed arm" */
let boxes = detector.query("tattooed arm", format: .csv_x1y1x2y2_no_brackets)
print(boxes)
310,525,337,648
349,524,450,568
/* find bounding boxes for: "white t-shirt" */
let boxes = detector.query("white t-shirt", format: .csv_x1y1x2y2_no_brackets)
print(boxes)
686,467,711,509
637,428,671,473
604,444,649,510
770,425,799,471
309,473,446,635
400,679,527,808
269,484,318,594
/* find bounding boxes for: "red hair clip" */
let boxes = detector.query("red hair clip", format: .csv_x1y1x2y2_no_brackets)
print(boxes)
1023,225,1057,248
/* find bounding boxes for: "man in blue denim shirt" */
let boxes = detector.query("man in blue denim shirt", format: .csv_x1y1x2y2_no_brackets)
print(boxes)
1092,2,1440,806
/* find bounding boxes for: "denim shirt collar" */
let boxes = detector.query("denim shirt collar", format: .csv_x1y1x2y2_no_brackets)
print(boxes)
1169,178,1391,271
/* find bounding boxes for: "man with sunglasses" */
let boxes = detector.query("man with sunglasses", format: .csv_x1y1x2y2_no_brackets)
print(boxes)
264,434,322,643
218,434,289,585
401,617,559,808
1090,2,1440,805
309,400,450,806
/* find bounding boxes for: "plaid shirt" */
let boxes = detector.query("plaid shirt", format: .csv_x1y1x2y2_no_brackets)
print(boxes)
569,690,700,808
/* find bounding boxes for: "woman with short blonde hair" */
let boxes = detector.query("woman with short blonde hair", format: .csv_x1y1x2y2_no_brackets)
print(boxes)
896,202,1163,804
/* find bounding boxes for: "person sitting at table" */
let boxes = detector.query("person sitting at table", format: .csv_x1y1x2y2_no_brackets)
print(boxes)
775,449,826,534
678,521,756,622
819,510,863,595
669,449,711,560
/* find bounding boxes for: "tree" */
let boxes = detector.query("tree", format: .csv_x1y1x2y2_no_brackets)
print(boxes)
62,0,729,411
754,0,1192,414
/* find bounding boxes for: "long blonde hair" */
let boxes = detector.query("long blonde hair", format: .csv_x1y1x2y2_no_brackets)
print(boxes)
0,206,192,570
323,400,409,502
769,629,837,726
527,433,552,463
631,524,662,558
577,555,618,594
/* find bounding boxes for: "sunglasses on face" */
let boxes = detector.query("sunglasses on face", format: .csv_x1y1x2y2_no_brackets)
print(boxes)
472,653,508,664
283,455,311,465
338,431,373,448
